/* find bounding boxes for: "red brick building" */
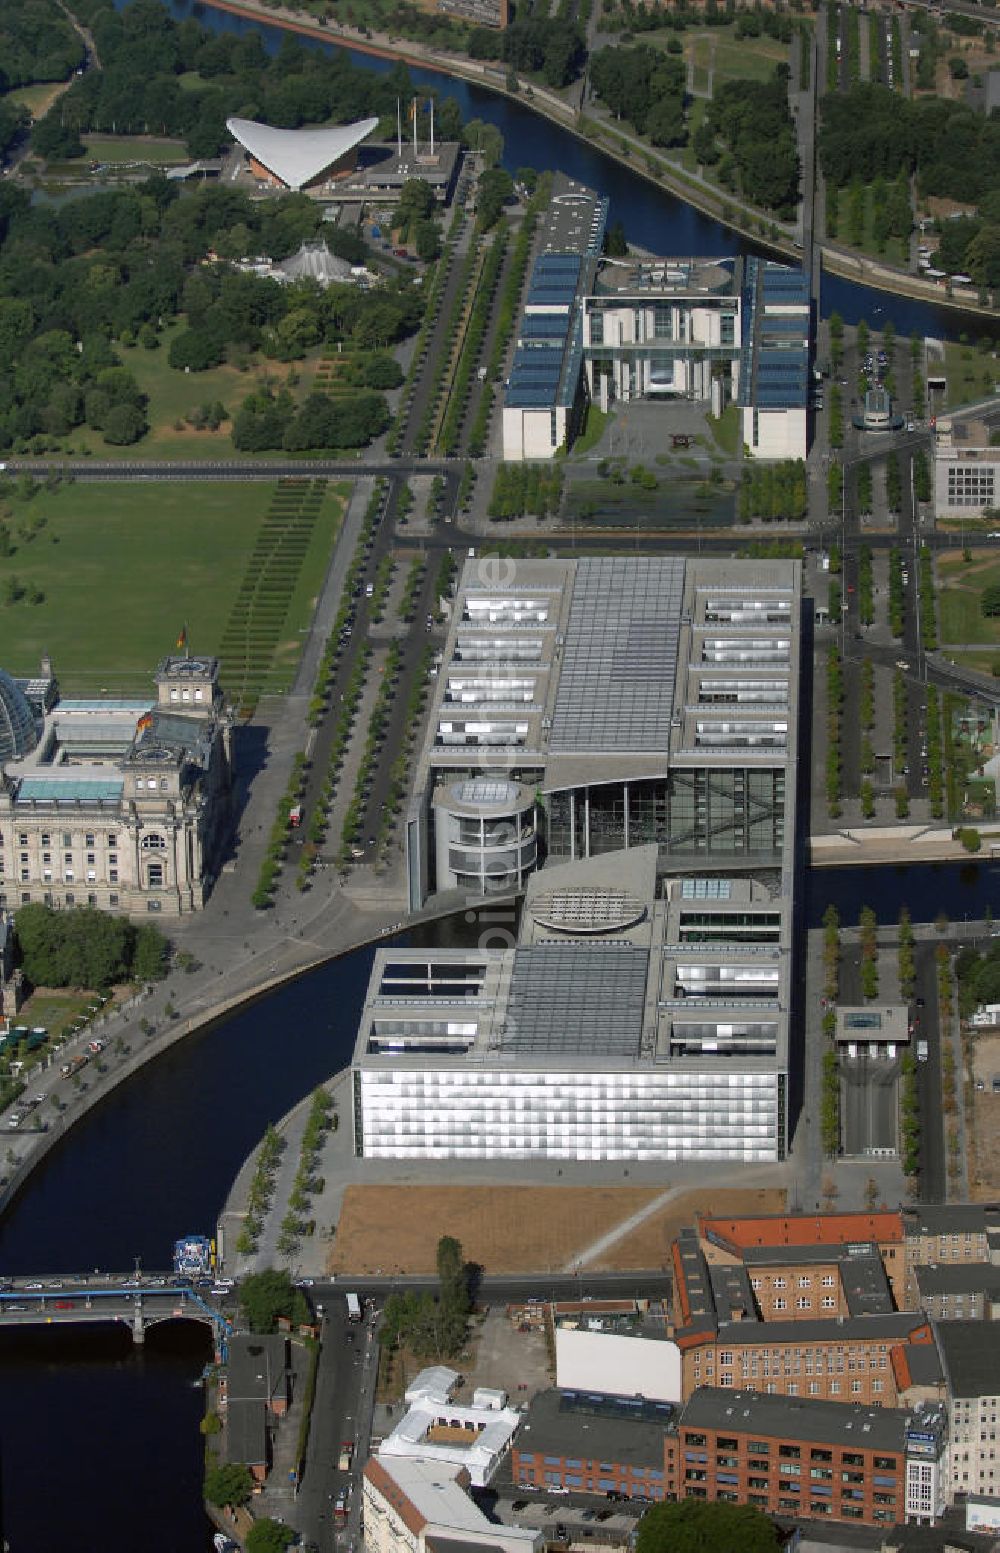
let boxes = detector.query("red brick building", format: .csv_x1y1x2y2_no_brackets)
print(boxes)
666,1388,910,1527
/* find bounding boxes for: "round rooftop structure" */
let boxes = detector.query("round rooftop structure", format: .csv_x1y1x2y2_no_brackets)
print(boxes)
530,885,646,935
455,778,518,808
0,671,39,763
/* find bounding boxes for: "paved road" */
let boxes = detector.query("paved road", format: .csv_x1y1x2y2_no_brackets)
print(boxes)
914,942,946,1202
840,1053,899,1157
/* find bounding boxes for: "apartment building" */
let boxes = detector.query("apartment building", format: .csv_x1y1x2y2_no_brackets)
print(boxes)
667,1389,925,1528
512,1388,948,1530
512,1390,672,1502
913,1263,1000,1322
937,1321,1000,1500
902,1204,1000,1306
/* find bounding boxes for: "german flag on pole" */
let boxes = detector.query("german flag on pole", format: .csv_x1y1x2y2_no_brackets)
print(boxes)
176,624,187,651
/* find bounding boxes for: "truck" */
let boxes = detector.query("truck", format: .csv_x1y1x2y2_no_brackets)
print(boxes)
917,1039,929,1062
334,1493,348,1527
289,804,303,828
338,1440,354,1471
346,1291,362,1322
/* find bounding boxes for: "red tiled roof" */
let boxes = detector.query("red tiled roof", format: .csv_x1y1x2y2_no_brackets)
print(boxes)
698,1210,904,1253
364,1458,428,1538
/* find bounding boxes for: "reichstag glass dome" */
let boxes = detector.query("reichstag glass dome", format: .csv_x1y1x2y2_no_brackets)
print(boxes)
0,671,39,762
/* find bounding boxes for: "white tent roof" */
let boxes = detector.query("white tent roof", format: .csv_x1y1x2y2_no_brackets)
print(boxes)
227,115,378,190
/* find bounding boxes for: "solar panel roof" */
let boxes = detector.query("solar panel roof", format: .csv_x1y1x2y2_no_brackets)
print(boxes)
501,943,649,1056
549,557,686,752
521,315,571,341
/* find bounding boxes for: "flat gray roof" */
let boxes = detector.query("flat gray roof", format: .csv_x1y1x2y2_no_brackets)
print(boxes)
915,1263,1000,1297
906,1204,1000,1236
549,558,685,754
502,944,649,1057
936,1319,1000,1396
679,1388,908,1454
517,1388,674,1468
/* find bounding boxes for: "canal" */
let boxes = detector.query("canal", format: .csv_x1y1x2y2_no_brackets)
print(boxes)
2,864,999,1548
5,4,1000,1544
132,0,997,340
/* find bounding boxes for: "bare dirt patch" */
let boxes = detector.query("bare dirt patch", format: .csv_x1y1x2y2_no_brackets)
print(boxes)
590,1185,786,1271
328,1183,786,1276
969,1030,1000,1198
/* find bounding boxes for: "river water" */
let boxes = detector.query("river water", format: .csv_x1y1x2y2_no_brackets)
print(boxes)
2,862,999,1548
5,6,1000,1546
145,0,997,340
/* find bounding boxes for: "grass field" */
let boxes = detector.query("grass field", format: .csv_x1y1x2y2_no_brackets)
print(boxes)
329,1184,786,1275
5,81,70,119
935,341,1000,413
938,551,1000,645
83,135,189,166
0,480,347,692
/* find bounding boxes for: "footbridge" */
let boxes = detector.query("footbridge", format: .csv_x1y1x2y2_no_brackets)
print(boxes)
0,1274,233,1351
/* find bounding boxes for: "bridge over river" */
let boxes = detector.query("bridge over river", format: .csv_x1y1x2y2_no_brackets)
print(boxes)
0,1274,232,1349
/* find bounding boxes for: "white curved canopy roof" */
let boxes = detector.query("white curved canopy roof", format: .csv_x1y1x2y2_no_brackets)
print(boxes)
227,115,378,190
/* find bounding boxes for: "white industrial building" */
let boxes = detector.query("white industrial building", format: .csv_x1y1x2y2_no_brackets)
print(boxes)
554,1319,682,1404
356,555,799,1166
352,843,793,1165
363,1457,541,1553
377,1379,522,1488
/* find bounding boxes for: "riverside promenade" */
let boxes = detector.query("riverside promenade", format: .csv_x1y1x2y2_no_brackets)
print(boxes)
0,481,460,1218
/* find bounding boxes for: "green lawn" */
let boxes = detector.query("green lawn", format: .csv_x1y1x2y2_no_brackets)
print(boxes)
571,404,609,457
18,990,95,1041
712,36,790,85
83,135,189,165
707,403,741,455
5,81,69,118
935,341,999,412
950,649,1000,677
938,553,1000,645
0,480,347,692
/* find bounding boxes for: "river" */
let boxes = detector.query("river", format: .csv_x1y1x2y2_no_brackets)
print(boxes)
3,5,999,1544
117,0,996,341
2,862,999,1548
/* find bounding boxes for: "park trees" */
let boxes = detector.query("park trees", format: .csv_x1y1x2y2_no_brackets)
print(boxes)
246,1522,295,1553
204,1462,254,1509
14,903,168,990
636,1500,779,1553
238,1269,310,1334
379,1236,473,1361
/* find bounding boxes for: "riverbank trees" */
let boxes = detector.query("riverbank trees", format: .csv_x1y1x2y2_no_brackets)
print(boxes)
14,902,167,989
